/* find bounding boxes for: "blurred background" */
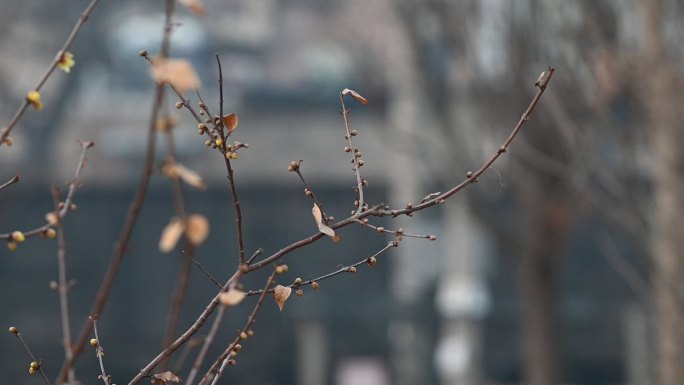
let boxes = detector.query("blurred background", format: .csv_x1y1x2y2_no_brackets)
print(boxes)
1,0,683,384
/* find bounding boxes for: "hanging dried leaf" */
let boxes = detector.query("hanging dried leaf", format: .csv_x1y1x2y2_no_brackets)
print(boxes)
223,113,239,134
162,162,207,190
341,88,369,105
185,214,209,246
312,203,336,238
150,58,201,92
273,285,292,311
219,289,246,307
151,371,182,385
180,0,205,15
159,217,185,253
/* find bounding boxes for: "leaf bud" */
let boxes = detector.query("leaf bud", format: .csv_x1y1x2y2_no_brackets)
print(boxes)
247,329,254,337
240,331,249,340
215,138,223,147
276,264,289,274
90,338,99,347
234,344,242,351
344,146,351,153
428,234,437,241
348,266,357,273
175,102,184,109
376,227,385,233
350,130,358,136
8,326,18,334
11,231,25,243
295,288,304,297
294,277,303,285
7,241,17,251
138,50,148,57
43,228,56,239
466,171,473,178
311,281,320,290
367,256,377,267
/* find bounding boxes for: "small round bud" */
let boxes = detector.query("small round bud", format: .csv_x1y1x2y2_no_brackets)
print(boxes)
234,344,242,351
362,218,369,224
428,234,437,241
69,204,77,211
367,257,377,267
355,151,362,158
138,50,148,57
205,140,212,147
3,137,14,146
227,359,237,366
350,130,358,136
311,281,320,290
215,138,224,147
466,171,473,178
175,102,184,109
294,277,303,285
499,145,507,153
348,266,357,273
7,241,17,251
396,228,404,235
288,161,299,172
199,109,206,116
230,349,238,357
357,160,365,167
247,329,254,337
295,288,304,297
11,231,25,243
376,227,385,233
43,228,56,239
406,203,413,209
240,331,249,340
327,216,335,222
305,189,313,197
90,338,99,347
344,146,351,153
8,326,18,334
49,281,59,290
198,123,207,132
276,264,289,274
29,366,37,375
198,102,206,110
30,361,39,370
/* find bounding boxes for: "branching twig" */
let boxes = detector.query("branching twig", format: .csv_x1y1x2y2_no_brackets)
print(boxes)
246,241,395,296
199,270,278,385
183,306,225,385
0,0,103,147
8,327,52,385
0,141,93,242
54,2,177,383
340,92,367,215
354,218,437,240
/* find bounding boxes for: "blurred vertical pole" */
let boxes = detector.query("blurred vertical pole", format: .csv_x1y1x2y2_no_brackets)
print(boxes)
641,1,684,384
384,2,436,385
297,320,328,385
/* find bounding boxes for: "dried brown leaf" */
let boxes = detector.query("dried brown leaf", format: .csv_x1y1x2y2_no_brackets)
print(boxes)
312,203,336,238
180,0,205,15
162,162,207,190
185,214,209,246
150,58,201,92
342,88,369,105
151,371,182,385
219,289,246,307
273,285,292,311
159,217,185,253
223,113,239,134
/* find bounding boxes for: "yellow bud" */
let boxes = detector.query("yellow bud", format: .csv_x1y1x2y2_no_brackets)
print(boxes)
43,228,57,239
7,242,17,251
26,90,41,103
240,331,248,340
215,138,223,147
30,361,39,370
8,326,18,334
90,338,98,347
11,231,25,243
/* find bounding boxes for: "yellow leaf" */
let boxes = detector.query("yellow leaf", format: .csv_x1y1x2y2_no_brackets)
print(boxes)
180,0,205,15
223,113,238,135
151,371,182,384
219,289,246,307
150,58,201,92
159,217,185,253
341,88,369,105
273,285,292,311
185,214,209,246
312,203,336,238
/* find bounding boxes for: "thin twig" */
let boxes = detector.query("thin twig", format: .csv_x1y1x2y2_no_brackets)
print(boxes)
51,186,75,385
0,174,20,191
199,270,278,385
0,0,103,147
292,161,330,221
340,92,367,215
247,242,395,296
246,248,264,265
54,2,177,383
9,328,52,385
182,250,223,289
184,306,226,385
126,270,243,385
353,218,436,240
91,317,111,385
0,141,93,242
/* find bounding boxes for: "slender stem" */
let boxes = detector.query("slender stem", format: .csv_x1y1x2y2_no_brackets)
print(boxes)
11,330,52,385
126,271,243,385
0,174,20,191
200,271,277,385
92,319,111,385
0,0,103,147
182,250,224,289
54,2,177,383
340,93,366,215
184,306,226,385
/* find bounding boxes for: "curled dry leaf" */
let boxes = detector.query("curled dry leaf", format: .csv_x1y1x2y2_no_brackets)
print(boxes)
219,288,246,307
223,113,239,135
151,370,182,385
312,203,336,238
159,217,185,253
341,88,369,105
273,285,292,311
150,58,201,93
180,0,205,15
185,214,209,246
162,162,207,190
